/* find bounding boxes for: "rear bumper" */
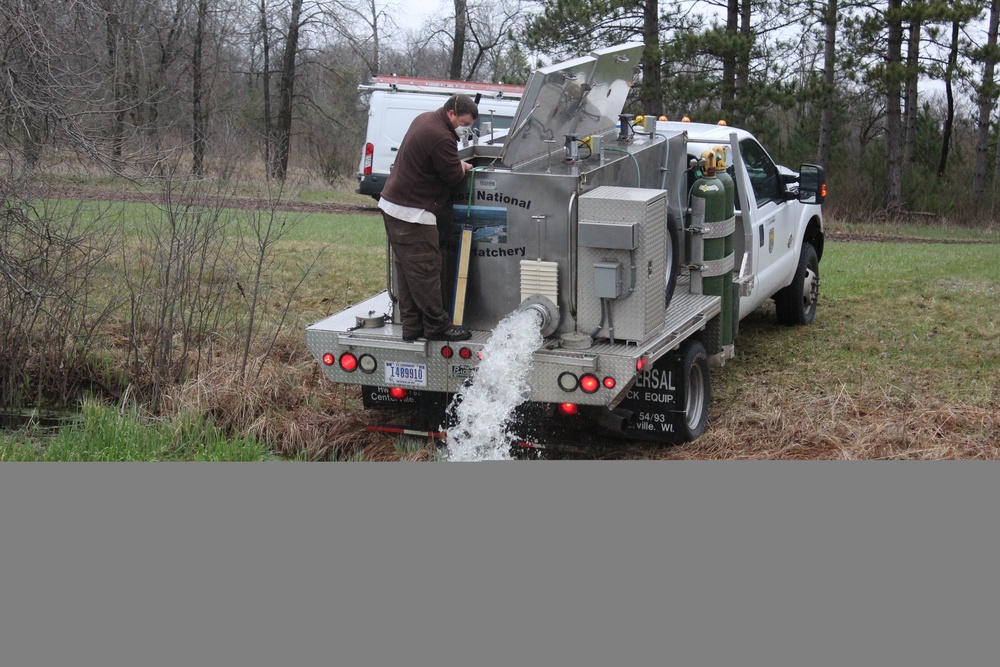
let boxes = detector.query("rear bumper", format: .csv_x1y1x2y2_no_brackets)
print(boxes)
357,173,386,198
305,286,721,409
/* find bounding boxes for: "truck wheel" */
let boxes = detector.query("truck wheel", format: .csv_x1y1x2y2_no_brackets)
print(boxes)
775,242,819,325
674,338,711,443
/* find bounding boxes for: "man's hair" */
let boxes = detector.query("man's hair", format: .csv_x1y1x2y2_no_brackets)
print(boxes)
444,94,479,120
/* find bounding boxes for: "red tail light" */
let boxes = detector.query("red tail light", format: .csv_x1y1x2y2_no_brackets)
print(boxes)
322,353,335,366
558,403,578,415
388,387,409,400
440,346,454,359
339,353,358,372
363,143,374,175
603,377,616,389
579,374,600,394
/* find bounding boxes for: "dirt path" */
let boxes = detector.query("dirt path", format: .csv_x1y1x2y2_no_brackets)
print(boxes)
47,186,382,216
826,231,998,244
42,187,1000,242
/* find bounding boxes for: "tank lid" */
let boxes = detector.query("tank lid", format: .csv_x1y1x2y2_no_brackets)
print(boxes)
499,43,644,170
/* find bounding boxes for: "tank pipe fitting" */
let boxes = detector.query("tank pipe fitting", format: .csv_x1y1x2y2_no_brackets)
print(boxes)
601,147,641,187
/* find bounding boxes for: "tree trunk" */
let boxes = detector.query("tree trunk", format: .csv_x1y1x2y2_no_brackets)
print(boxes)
902,6,923,173
450,0,468,80
149,0,186,164
192,0,208,177
369,0,380,77
722,0,738,116
639,0,661,113
259,0,274,179
885,0,904,211
938,18,960,177
733,0,752,126
818,0,838,168
274,0,302,181
104,4,125,164
974,0,1000,198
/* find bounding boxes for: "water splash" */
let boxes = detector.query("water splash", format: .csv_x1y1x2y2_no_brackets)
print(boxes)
445,309,543,461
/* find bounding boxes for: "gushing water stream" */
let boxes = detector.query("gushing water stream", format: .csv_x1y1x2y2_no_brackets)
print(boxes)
444,310,544,461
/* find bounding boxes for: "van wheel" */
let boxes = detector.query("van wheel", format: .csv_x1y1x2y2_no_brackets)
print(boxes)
775,242,819,325
672,338,711,443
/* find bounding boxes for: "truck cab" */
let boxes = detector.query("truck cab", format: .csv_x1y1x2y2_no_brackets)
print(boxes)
671,123,826,325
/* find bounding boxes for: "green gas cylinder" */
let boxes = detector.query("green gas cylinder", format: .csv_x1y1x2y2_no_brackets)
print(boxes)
712,146,737,349
690,153,729,355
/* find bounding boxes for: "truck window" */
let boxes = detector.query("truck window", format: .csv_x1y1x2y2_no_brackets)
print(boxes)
739,139,782,207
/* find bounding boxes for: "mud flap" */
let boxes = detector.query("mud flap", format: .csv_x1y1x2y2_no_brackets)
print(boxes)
362,387,451,433
616,338,711,444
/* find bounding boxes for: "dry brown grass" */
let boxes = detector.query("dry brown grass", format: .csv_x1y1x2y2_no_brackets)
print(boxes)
158,345,411,460
156,333,997,461
592,385,999,460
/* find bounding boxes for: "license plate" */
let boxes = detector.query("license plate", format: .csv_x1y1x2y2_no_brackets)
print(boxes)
384,361,427,387
449,364,477,379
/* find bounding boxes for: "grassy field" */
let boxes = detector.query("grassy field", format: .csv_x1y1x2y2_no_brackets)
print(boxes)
683,238,999,460
2,188,998,459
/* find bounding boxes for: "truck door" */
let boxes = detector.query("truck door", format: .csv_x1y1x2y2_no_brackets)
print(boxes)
738,138,797,301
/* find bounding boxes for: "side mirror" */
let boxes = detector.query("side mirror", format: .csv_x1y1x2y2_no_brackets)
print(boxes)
798,164,826,205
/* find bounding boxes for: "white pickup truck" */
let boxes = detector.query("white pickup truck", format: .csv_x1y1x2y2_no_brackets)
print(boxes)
317,45,825,447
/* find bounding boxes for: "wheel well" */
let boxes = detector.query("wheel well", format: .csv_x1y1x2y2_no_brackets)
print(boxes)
804,216,824,261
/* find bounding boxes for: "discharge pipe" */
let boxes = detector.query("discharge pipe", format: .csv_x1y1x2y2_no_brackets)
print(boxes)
518,295,559,337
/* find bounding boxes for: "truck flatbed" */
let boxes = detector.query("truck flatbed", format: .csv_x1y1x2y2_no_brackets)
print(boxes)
305,275,720,408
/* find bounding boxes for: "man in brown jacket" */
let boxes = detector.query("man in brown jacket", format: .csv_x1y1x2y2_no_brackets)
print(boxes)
378,94,478,342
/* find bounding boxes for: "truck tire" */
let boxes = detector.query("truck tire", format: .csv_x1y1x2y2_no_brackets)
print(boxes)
672,338,711,443
775,242,819,325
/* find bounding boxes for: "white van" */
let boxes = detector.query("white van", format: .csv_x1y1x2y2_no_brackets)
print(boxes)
356,76,523,198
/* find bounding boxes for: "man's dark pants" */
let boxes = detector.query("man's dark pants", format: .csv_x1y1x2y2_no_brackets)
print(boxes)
382,212,453,339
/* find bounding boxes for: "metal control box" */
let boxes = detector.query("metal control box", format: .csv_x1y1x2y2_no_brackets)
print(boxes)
594,261,624,298
577,186,667,342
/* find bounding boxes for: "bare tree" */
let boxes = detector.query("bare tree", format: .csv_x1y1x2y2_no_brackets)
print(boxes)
818,0,839,168
324,0,397,78
273,0,304,180
193,0,210,176
450,0,469,79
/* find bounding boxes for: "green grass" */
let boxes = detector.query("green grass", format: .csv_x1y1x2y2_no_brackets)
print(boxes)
715,239,1000,409
1,400,274,461
9,183,999,458
826,217,1000,242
